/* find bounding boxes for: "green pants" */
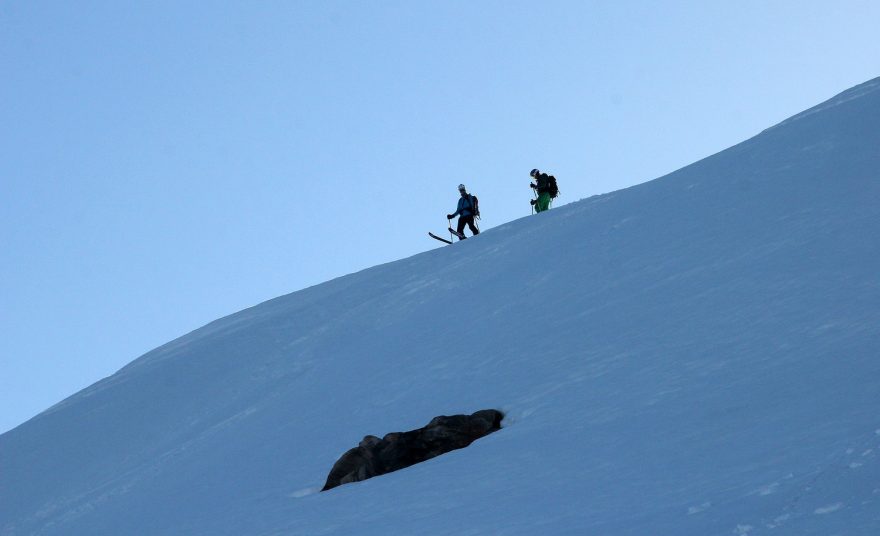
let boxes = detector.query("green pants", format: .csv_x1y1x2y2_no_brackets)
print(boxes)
535,192,551,213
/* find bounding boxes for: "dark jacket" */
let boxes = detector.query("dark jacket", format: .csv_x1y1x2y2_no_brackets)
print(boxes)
533,173,552,195
452,194,477,218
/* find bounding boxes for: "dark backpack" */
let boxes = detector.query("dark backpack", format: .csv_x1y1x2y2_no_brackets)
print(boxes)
547,176,559,199
470,194,480,217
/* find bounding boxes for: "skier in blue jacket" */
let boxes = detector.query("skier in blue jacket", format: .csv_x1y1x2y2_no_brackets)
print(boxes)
446,184,480,240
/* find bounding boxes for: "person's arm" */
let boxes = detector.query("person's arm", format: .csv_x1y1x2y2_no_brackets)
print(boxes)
449,198,463,218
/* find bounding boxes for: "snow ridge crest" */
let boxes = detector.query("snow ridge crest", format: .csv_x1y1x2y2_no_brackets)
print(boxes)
767,76,880,131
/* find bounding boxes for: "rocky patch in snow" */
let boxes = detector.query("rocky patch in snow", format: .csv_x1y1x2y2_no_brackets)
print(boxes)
322,409,504,491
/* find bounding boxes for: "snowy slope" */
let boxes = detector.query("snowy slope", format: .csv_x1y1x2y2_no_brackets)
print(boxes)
2,77,880,536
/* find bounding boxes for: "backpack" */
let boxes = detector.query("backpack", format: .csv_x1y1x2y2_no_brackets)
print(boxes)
470,194,480,217
547,176,559,199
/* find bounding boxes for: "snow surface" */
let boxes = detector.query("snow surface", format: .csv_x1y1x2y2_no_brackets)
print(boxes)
2,77,880,535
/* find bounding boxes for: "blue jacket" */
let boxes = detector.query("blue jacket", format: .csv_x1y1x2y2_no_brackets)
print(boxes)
452,194,477,218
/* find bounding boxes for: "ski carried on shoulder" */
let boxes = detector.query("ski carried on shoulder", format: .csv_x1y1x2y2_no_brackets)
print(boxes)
428,232,453,244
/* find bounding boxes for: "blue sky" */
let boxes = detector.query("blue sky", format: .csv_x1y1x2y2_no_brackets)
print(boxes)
2,0,878,434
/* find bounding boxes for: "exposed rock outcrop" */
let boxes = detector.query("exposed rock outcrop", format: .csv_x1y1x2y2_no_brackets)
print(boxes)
322,409,504,491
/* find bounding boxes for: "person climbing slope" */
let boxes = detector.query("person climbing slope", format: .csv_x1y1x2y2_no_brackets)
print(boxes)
446,184,480,240
529,168,559,213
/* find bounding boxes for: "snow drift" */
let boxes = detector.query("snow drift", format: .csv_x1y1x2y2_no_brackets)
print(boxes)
2,77,880,535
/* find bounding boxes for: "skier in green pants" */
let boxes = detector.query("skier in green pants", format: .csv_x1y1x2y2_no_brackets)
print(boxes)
529,168,557,213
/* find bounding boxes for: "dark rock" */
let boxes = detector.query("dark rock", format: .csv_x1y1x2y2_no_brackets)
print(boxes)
321,409,503,491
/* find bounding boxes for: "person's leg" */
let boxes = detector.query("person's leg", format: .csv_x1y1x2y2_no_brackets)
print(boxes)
456,217,468,240
466,216,479,236
536,192,551,212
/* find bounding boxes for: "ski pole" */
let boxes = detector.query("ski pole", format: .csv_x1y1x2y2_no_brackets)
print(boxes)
531,186,537,215
448,217,453,242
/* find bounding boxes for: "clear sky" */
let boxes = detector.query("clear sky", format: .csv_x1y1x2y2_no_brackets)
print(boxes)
1,0,878,434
